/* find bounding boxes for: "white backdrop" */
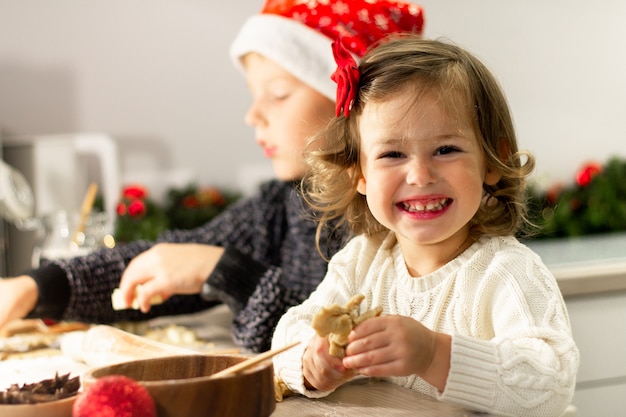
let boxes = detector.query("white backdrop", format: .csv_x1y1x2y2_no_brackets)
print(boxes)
1,0,624,198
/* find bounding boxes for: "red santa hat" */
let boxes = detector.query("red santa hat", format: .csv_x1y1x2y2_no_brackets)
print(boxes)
230,0,425,101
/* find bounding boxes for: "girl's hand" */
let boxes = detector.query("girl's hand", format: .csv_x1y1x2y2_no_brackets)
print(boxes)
343,315,451,392
0,276,39,329
303,334,356,392
118,243,224,312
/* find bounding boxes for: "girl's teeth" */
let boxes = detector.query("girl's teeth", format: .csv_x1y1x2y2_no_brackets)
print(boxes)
403,199,448,212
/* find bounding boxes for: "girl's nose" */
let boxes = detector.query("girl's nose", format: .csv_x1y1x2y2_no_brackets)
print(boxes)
406,157,437,187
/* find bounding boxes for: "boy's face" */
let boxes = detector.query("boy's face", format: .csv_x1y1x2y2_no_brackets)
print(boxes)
356,87,501,275
242,53,335,181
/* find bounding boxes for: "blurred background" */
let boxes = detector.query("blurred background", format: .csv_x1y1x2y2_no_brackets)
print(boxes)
1,0,624,198
1,3,626,412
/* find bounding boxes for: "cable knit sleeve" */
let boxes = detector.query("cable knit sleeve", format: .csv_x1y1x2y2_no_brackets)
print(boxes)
204,181,346,352
439,237,579,417
31,239,217,323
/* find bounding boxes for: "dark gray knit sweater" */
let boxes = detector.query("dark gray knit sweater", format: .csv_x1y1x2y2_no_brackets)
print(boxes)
27,180,347,352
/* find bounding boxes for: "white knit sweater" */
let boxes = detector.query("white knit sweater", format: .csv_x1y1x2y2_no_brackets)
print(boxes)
272,232,579,417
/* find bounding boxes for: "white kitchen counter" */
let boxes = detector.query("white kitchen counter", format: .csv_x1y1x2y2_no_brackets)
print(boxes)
528,232,626,417
526,232,626,296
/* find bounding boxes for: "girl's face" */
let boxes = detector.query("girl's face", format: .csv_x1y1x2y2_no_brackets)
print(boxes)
242,53,335,180
356,87,501,276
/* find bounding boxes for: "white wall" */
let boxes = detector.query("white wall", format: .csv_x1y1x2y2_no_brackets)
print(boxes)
1,0,624,198
419,0,626,188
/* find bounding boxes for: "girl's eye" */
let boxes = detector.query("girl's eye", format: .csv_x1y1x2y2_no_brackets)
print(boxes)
436,145,460,156
379,151,405,159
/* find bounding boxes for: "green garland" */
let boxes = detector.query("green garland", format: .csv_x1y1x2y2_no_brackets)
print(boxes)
113,184,240,243
526,157,626,239
112,158,626,244
165,185,241,230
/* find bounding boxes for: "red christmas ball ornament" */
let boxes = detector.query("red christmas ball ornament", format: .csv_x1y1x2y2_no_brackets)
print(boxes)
73,375,156,417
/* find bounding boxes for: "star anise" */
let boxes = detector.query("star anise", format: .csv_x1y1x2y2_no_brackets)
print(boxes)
0,372,80,404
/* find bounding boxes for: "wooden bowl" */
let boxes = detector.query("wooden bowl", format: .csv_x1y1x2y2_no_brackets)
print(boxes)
0,396,75,417
81,354,275,417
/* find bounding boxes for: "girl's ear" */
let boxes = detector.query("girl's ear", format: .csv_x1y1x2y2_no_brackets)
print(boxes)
483,137,508,185
484,167,502,186
357,175,367,195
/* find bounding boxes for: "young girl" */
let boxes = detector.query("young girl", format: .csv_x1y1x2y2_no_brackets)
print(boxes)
272,37,579,416
0,0,424,353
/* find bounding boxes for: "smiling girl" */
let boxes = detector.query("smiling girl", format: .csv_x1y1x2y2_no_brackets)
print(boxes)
272,37,579,417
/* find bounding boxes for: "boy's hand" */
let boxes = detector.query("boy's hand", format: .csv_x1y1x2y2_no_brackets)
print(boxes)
118,243,224,312
0,276,39,329
303,334,356,392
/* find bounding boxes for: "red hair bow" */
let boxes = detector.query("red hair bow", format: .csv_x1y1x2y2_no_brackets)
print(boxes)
330,39,360,118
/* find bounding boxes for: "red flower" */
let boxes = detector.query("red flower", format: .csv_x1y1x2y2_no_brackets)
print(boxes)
182,195,200,208
116,202,128,216
122,185,147,200
330,38,360,118
545,183,564,205
197,187,226,206
575,162,602,187
127,199,147,217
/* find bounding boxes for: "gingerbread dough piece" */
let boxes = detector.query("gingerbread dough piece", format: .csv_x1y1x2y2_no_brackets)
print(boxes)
273,376,294,402
111,285,163,311
312,294,382,358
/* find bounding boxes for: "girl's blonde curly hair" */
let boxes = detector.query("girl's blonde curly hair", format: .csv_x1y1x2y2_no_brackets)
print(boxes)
303,36,535,252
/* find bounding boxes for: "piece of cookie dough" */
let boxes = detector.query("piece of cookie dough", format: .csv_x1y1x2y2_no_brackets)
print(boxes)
111,285,163,311
312,294,383,358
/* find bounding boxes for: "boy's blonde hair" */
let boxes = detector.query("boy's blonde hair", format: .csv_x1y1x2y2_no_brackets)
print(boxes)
304,36,535,247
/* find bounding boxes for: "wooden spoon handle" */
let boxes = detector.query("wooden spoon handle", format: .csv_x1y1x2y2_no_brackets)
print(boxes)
210,341,300,379
73,182,98,244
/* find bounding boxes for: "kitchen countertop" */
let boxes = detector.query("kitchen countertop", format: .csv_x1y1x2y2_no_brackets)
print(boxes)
273,377,489,417
526,232,626,297
0,306,490,416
